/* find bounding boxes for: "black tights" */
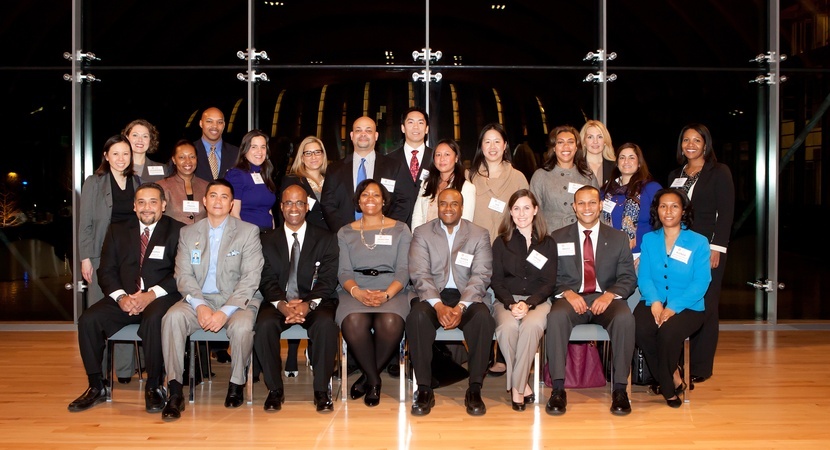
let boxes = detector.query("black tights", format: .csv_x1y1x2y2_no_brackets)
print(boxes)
340,312,404,385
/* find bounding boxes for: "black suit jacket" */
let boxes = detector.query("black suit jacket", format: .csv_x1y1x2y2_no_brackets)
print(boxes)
668,161,734,250
193,139,240,181
387,145,433,226
97,215,184,298
259,224,339,304
320,152,416,232
277,175,328,231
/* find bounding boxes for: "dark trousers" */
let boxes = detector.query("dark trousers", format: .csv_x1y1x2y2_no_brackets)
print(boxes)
690,254,726,378
77,294,179,386
405,289,495,387
253,300,339,392
546,296,635,386
633,301,705,399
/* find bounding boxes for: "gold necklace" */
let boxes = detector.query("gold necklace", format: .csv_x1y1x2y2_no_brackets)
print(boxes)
360,216,386,250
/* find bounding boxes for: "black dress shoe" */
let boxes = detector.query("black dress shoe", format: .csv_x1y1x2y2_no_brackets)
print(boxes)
161,393,185,421
464,388,486,416
224,382,245,408
349,374,367,400
263,389,285,412
666,397,682,408
411,390,435,416
364,384,381,407
545,388,567,416
118,377,131,384
610,389,632,415
145,386,167,413
313,390,334,413
214,350,232,363
691,375,708,384
647,383,661,396
524,393,535,404
511,400,526,412
68,386,107,412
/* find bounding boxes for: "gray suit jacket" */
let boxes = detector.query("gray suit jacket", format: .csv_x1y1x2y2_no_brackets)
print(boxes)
550,222,636,301
78,173,140,261
174,215,264,309
409,218,492,304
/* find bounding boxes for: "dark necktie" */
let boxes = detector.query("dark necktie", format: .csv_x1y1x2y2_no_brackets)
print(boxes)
583,230,597,293
409,150,420,182
138,227,149,292
355,157,367,219
285,232,300,300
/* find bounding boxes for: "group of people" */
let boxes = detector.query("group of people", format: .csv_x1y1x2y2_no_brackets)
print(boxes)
70,105,734,421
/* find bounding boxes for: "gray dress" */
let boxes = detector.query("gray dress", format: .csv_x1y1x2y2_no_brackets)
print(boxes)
335,220,412,325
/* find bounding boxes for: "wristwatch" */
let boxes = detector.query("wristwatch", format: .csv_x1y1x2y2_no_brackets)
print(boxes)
115,294,127,304
458,303,468,313
308,299,321,311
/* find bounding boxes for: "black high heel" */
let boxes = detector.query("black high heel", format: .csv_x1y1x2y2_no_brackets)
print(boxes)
674,381,688,397
512,400,526,411
666,396,682,408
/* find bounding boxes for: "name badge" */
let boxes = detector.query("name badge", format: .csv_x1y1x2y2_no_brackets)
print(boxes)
191,249,202,265
567,182,584,194
488,197,506,213
380,178,396,193
670,177,687,188
307,197,317,210
147,166,165,176
149,246,165,260
669,245,692,264
455,251,474,268
419,169,429,181
374,235,393,246
557,242,576,256
251,173,265,184
602,199,616,213
526,250,548,269
182,200,200,213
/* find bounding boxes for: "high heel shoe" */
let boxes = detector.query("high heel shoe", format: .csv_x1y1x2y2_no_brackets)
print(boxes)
666,396,682,408
350,374,367,400
674,381,688,397
647,383,661,396
364,384,381,407
511,400,526,411
523,393,535,404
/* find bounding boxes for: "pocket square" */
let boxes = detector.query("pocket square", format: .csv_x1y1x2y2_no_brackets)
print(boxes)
227,250,240,257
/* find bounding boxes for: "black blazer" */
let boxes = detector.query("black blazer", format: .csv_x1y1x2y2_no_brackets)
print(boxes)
599,159,616,188
193,139,240,181
97,215,184,299
668,161,734,249
320,152,416,232
259,224,339,304
278,175,328,231
386,145,434,226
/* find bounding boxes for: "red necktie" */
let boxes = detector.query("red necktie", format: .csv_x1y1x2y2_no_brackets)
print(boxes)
583,230,596,293
138,227,149,292
409,150,420,182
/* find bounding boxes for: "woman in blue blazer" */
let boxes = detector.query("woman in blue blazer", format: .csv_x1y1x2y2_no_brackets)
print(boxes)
634,188,711,408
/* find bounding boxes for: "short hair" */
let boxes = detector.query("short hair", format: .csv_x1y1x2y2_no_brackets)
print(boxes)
94,135,135,177
574,184,600,201
206,178,235,200
497,189,548,243
353,179,391,214
649,188,694,229
400,106,430,127
167,139,196,176
579,120,615,161
290,136,329,178
469,123,513,182
676,123,717,164
135,182,166,203
122,119,160,154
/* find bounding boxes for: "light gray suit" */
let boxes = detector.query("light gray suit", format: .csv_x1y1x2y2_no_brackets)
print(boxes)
162,215,263,385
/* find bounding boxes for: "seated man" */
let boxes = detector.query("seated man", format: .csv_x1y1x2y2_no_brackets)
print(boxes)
253,185,340,413
545,185,637,416
406,188,495,416
69,182,184,413
160,179,263,421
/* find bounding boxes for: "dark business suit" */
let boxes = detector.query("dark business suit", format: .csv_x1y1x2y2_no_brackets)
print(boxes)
278,175,328,230
406,219,495,386
253,224,340,392
193,139,240,181
546,222,637,386
77,215,184,385
320,152,416,232
668,160,734,378
387,145,434,226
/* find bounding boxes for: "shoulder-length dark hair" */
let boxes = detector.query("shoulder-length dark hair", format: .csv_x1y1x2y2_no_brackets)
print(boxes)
122,119,160,154
95,134,135,177
497,189,549,244
542,125,593,178
353,179,392,214
601,142,655,201
676,123,717,165
649,188,694,229
423,138,466,201
235,129,276,192
469,123,513,182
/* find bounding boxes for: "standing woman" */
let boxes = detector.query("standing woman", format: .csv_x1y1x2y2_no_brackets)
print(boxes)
411,138,476,230
530,125,598,232
225,129,277,232
280,136,329,230
600,143,662,264
634,189,710,407
123,119,167,183
667,124,734,383
491,190,557,411
579,120,616,187
157,139,209,225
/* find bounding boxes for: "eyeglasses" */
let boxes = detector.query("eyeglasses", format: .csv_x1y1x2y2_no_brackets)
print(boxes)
282,201,307,208
302,150,323,157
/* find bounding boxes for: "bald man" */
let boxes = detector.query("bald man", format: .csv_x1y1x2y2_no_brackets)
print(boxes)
193,107,240,181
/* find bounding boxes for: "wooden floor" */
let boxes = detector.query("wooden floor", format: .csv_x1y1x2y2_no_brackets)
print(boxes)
1,330,829,449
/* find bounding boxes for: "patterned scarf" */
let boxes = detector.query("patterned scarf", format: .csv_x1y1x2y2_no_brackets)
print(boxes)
601,181,638,241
